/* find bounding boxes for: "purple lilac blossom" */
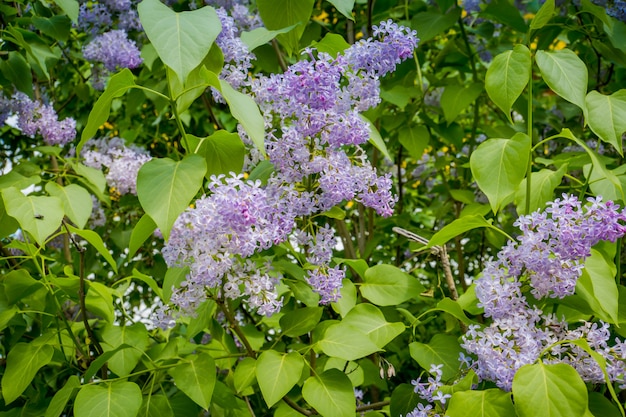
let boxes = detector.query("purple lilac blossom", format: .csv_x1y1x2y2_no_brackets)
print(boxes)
77,3,113,35
6,93,76,145
462,195,626,390
83,30,143,72
82,137,151,195
157,21,418,327
403,364,448,417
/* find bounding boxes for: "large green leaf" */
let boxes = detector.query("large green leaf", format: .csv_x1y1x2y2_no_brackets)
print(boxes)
45,182,92,229
530,0,555,30
136,155,207,240
447,389,515,417
0,197,19,239
470,133,530,213
585,90,626,155
67,225,118,273
576,249,619,324
0,51,32,96
485,45,530,123
302,369,354,417
100,323,149,377
233,357,257,394
409,334,463,382
536,49,588,115
514,166,566,215
78,69,136,154
427,214,499,247
326,0,354,20
441,83,483,124
128,214,157,257
398,125,430,160
139,395,175,417
45,375,80,417
241,25,299,51
341,304,404,348
411,9,461,43
255,350,304,407
1,187,64,246
74,382,142,417
360,264,425,306
389,384,421,417
168,353,216,409
138,0,221,84
53,0,79,22
361,115,391,161
318,322,380,360
1,340,54,404
512,363,588,417
190,131,245,178
279,307,324,337
257,0,314,55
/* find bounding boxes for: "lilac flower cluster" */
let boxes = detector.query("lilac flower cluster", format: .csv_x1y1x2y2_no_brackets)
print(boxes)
82,137,151,195
158,175,300,324
0,92,76,145
214,7,257,93
77,1,143,89
83,30,143,73
462,195,626,390
158,21,418,326
403,364,448,417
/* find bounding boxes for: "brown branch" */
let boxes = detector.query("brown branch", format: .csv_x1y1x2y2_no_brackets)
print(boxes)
356,400,390,412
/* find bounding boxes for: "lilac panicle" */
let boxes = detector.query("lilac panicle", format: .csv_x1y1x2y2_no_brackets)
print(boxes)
83,30,143,72
82,137,151,195
462,195,626,391
5,92,76,145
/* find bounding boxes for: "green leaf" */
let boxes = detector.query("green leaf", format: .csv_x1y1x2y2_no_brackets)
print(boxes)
53,0,79,22
163,266,190,303
428,214,499,247
191,131,245,178
216,79,266,156
74,382,142,417
84,344,134,381
66,225,118,273
32,16,71,41
585,90,626,155
342,303,405,348
576,249,619,323
530,0,555,30
45,183,92,229
140,395,175,417
431,297,475,325
390,384,421,417
581,0,614,31
168,353,216,409
101,323,149,377
512,363,587,417
326,0,354,20
86,281,115,322
361,114,392,161
318,322,380,360
233,357,257,394
417,134,451,162
302,369,354,417
361,264,425,306
1,269,44,305
411,9,461,42
241,25,300,51
0,52,32,96
257,0,315,55
137,155,207,240
138,0,221,84
447,389,515,417
255,350,304,407
441,83,483,124
485,45,530,123
514,166,566,215
470,133,530,213
78,69,136,154
409,334,462,382
331,278,357,317
310,33,350,57
481,0,527,32
45,375,80,417
71,161,107,198
1,340,54,404
588,392,622,417
128,214,157,257
279,307,324,337
536,49,588,115
1,187,64,246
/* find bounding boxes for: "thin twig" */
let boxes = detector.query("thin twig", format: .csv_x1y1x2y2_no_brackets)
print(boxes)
283,397,314,416
271,39,288,72
356,400,390,412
